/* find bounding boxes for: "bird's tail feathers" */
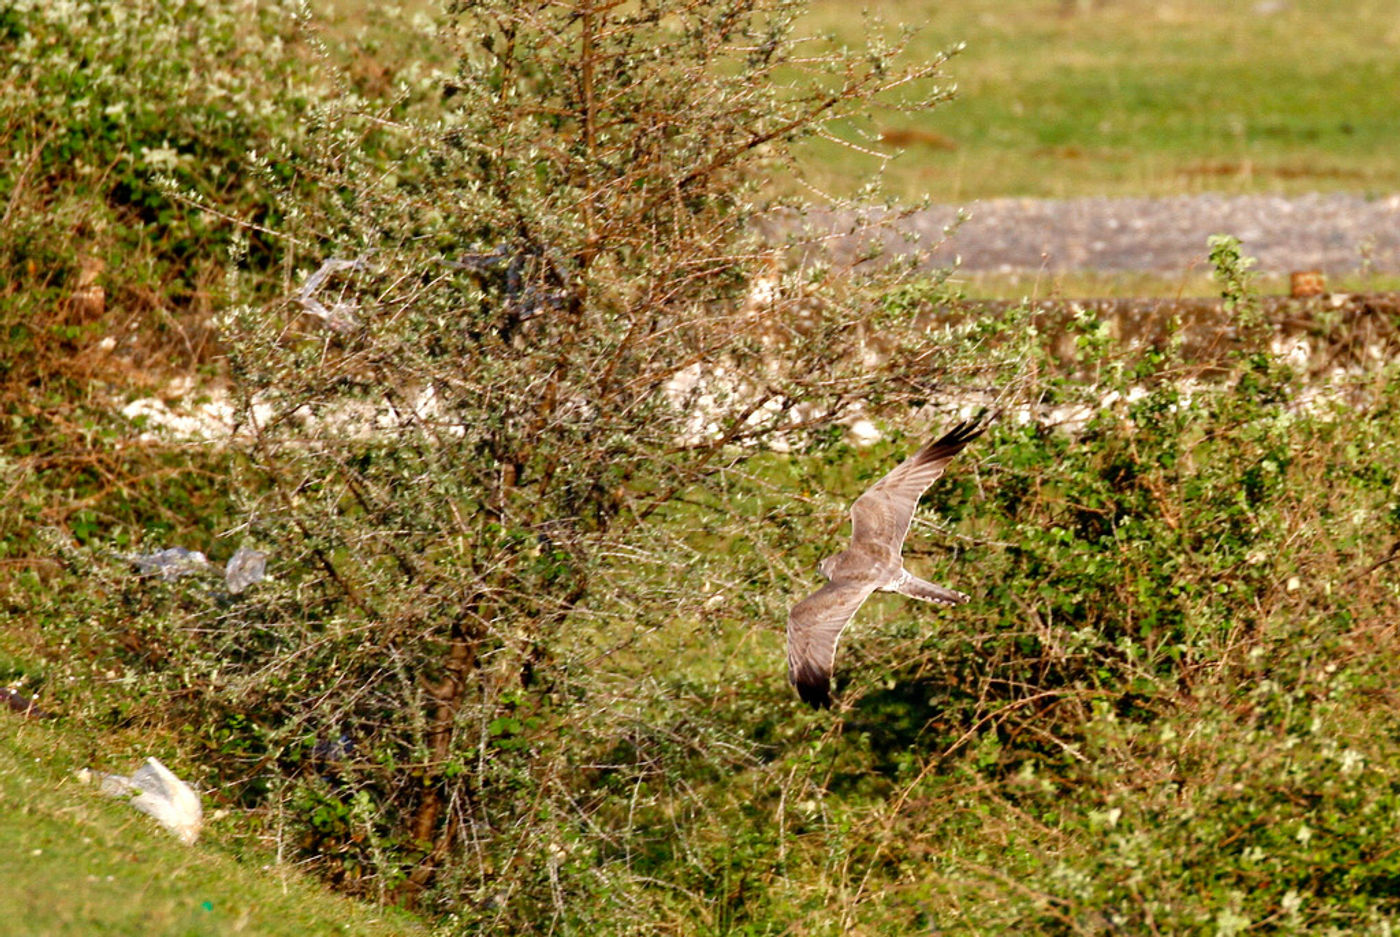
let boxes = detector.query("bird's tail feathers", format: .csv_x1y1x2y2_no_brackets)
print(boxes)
891,572,970,606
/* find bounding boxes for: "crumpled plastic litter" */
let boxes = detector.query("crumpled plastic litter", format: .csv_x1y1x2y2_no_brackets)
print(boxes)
224,546,267,595
295,256,366,333
130,547,209,580
78,757,203,845
127,545,267,595
311,732,355,765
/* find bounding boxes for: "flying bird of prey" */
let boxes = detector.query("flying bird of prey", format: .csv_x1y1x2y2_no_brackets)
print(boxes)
787,417,988,708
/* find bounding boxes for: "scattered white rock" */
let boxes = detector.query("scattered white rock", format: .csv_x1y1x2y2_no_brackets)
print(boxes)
845,417,882,446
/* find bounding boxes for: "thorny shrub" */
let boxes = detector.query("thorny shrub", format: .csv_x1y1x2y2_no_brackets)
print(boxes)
127,0,979,918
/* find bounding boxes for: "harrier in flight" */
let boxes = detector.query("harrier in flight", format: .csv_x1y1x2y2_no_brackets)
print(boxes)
787,417,988,708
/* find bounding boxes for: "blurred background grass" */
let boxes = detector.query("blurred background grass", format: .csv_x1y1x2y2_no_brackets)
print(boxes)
795,0,1400,200
309,0,1400,303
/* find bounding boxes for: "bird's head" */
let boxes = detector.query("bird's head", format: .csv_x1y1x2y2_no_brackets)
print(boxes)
816,556,836,581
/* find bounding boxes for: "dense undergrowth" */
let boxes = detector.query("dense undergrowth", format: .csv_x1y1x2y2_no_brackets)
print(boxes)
17,254,1400,934
4,1,1400,935
0,0,442,562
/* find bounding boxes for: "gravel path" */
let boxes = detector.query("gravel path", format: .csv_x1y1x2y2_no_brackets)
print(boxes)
807,192,1400,275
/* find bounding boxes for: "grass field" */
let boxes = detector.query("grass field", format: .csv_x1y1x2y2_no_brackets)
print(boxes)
798,0,1400,200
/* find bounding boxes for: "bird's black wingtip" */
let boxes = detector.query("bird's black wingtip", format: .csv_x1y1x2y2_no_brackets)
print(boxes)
793,675,832,709
931,409,999,453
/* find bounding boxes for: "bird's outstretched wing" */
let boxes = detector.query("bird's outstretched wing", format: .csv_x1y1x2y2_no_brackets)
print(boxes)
786,580,880,708
848,418,987,554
